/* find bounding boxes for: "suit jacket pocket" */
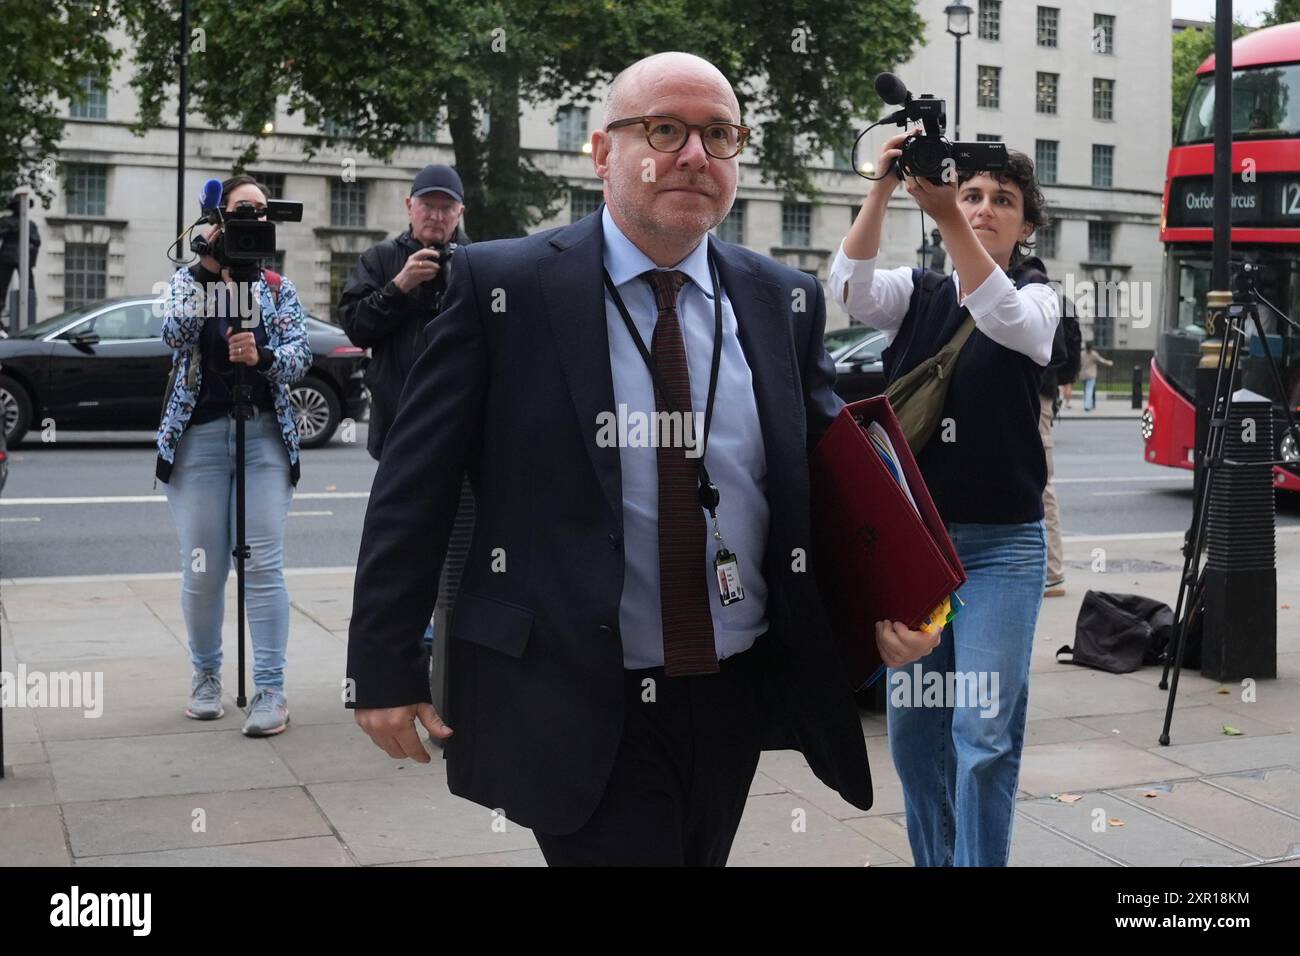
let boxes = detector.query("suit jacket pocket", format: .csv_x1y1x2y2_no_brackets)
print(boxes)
450,590,534,659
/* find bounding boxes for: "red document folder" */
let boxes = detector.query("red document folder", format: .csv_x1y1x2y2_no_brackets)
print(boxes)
810,396,967,690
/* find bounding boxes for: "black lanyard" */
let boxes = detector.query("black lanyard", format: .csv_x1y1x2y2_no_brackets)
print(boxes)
602,250,724,515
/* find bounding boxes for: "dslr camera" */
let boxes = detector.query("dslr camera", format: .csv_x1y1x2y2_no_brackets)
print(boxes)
874,72,1008,185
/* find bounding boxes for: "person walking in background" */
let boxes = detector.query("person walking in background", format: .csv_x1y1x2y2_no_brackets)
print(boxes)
1040,296,1080,598
1080,342,1113,412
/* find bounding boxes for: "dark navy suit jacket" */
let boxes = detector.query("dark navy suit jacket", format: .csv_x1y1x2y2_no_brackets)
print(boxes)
346,210,872,834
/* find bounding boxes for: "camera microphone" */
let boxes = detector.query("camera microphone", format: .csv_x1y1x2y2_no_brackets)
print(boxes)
198,178,224,223
874,72,910,106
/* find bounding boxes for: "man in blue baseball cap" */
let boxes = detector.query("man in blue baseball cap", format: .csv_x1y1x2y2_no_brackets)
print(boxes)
338,164,469,460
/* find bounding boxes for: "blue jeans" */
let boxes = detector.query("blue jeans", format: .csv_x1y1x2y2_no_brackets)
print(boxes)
887,520,1047,866
164,412,294,688
1083,378,1097,410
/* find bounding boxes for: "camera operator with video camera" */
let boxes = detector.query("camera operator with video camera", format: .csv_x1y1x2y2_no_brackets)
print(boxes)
338,165,470,461
831,122,1060,868
156,174,312,737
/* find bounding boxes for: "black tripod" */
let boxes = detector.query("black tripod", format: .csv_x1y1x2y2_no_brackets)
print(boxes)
1159,262,1300,745
226,261,262,709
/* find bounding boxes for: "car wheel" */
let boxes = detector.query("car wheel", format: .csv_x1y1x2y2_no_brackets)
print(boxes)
0,373,32,447
290,376,341,448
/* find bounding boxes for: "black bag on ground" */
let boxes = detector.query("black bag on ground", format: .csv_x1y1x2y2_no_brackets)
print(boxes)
1057,590,1196,673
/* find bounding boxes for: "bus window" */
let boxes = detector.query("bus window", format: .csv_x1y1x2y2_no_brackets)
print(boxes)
1179,64,1300,144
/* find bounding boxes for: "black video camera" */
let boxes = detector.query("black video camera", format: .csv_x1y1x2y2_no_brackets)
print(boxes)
192,197,304,280
874,72,1007,185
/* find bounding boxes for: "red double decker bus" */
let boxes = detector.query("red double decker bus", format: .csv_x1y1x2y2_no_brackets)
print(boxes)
1144,21,1300,491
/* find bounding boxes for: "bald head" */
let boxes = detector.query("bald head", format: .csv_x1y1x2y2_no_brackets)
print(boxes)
605,52,741,126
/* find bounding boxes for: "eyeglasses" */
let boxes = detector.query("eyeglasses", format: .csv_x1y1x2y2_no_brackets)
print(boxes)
605,114,750,160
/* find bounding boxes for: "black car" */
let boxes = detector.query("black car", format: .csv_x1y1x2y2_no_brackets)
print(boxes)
828,327,890,404
0,296,368,448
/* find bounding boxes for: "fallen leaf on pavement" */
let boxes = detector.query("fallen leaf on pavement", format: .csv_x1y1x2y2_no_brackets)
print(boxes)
1142,791,1159,798
1108,818,1125,827
1055,793,1083,804
1222,725,1244,736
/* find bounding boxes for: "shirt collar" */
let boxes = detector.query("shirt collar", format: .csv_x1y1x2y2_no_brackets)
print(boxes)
601,205,714,298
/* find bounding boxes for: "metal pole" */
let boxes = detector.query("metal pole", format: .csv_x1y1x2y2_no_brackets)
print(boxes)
176,0,189,240
16,185,30,332
1211,0,1232,292
953,34,962,142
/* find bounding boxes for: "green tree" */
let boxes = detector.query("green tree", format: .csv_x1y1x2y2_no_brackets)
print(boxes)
0,0,119,203
1262,0,1300,26
118,0,923,240
1170,19,1249,140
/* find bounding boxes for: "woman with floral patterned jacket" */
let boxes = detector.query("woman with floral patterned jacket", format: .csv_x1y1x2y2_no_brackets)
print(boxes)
155,174,312,738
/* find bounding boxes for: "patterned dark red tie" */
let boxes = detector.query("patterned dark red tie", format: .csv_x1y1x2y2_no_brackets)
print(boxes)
642,270,719,677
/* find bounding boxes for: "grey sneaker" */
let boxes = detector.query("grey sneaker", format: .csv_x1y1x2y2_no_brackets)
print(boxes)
242,687,289,737
186,671,225,720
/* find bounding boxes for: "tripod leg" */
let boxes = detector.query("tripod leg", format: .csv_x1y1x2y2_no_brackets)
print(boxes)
1160,313,1243,744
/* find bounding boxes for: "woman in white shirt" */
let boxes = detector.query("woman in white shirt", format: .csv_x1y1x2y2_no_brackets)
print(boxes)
829,132,1060,867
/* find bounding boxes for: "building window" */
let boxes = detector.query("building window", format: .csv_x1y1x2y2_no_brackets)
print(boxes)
63,243,108,307
249,172,286,199
832,145,855,171
717,201,745,244
65,164,107,216
782,202,812,248
975,133,1002,142
322,117,354,139
1037,6,1059,48
1092,144,1114,187
329,252,356,323
1093,13,1115,55
1036,72,1059,115
69,74,107,119
403,120,438,143
569,188,603,223
330,179,367,227
557,107,590,152
977,66,1001,109
1088,221,1114,262
1093,78,1114,121
1035,140,1058,185
1036,220,1059,259
978,0,1001,40
265,250,286,276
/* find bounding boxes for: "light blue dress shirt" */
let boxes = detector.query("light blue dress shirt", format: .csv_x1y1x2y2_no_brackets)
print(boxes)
600,206,770,669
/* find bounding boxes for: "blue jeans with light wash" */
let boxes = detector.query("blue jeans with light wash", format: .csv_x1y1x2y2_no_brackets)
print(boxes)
164,412,294,689
1083,377,1097,411
887,520,1047,867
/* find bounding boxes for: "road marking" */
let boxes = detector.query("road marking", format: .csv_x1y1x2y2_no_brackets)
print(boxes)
2,566,358,585
0,491,370,506
1054,475,1191,484
1063,526,1300,543
289,510,334,517
0,516,41,523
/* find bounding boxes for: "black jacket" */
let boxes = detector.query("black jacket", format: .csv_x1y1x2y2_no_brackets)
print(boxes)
0,214,40,267
338,225,468,459
346,213,872,835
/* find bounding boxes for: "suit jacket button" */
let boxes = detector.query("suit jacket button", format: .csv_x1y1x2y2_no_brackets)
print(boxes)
608,532,621,550
598,625,614,638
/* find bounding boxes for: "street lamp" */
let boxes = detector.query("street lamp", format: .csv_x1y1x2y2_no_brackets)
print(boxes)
945,2,973,142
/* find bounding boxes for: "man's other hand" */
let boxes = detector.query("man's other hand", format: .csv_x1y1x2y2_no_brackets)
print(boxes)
355,703,453,762
875,619,941,668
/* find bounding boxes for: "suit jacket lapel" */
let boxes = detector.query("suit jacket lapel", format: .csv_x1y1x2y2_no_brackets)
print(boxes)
537,214,623,519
